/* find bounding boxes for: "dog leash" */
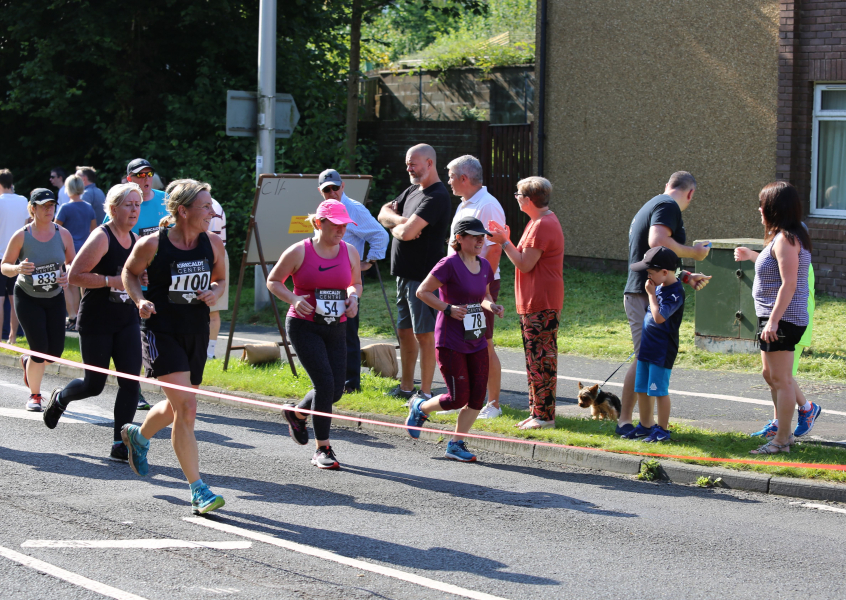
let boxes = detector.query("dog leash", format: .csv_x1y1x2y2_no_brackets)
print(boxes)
598,351,636,391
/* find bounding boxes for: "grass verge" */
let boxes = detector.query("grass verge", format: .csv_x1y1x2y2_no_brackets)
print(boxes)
5,335,843,484
222,262,846,381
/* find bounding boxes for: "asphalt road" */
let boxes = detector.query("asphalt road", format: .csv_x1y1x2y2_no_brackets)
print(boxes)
218,324,846,443
2,364,845,599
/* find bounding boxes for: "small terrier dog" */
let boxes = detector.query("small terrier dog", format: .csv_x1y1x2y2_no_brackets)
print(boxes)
577,382,622,421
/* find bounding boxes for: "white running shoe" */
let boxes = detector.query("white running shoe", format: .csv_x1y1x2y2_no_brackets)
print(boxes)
477,403,502,419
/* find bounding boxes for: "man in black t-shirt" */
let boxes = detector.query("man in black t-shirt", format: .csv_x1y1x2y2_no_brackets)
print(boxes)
618,171,712,437
378,144,451,403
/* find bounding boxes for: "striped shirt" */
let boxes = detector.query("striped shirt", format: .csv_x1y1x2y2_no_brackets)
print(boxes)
753,233,811,326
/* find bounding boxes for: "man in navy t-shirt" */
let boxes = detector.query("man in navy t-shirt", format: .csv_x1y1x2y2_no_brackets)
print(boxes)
618,171,713,437
625,246,685,443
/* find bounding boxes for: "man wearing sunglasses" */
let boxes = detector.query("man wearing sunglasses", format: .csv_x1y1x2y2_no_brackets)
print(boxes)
111,158,170,238
317,168,389,393
49,168,70,206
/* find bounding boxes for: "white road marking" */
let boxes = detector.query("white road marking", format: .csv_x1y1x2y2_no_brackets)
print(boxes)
0,544,147,600
185,518,510,600
500,368,846,417
22,539,251,549
0,405,113,425
790,502,846,515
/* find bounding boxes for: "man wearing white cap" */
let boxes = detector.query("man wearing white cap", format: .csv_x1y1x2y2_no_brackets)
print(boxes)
317,169,388,392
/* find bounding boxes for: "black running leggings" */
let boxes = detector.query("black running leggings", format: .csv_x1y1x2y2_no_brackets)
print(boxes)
60,321,142,442
286,316,346,441
14,289,65,364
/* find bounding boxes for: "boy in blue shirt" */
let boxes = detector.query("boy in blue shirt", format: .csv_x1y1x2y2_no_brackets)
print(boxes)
625,246,685,443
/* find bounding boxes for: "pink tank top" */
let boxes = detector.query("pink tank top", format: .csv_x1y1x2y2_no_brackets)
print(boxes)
287,239,352,323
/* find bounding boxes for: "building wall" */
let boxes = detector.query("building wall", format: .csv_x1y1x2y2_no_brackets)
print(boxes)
537,0,781,266
778,1,846,297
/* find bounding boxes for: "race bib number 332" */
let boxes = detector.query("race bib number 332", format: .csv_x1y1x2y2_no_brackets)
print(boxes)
314,289,345,326
169,259,211,304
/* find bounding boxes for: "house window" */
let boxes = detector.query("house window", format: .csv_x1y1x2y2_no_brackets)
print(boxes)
812,84,846,216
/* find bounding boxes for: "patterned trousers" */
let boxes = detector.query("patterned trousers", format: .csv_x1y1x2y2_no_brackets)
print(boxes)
519,310,560,421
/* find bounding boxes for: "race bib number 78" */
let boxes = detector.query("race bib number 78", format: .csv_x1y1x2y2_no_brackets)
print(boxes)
463,303,486,340
169,259,211,304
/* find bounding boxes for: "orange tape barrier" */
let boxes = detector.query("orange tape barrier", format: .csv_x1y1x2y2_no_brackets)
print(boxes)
2,342,844,472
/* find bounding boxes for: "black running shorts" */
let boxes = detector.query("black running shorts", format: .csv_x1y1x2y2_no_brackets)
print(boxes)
141,330,208,385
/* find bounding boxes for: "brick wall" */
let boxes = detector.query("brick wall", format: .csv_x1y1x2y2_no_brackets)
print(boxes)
780,1,846,297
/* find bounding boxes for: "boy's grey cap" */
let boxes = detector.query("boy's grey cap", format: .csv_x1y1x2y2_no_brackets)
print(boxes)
318,169,343,189
630,246,678,272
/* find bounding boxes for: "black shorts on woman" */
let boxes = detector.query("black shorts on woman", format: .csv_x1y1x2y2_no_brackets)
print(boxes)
141,227,213,385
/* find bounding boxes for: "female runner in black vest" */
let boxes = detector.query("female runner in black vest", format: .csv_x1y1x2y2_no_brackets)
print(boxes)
120,179,227,515
42,184,143,462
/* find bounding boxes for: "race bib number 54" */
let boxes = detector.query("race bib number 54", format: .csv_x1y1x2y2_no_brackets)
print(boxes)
463,303,486,340
314,289,345,326
31,262,62,293
169,259,211,304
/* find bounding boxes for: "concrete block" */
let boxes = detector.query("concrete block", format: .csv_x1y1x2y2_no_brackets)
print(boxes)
769,477,846,503
533,444,642,475
469,436,535,460
659,462,771,493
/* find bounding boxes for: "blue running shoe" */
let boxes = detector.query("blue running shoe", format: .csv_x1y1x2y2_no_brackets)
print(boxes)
405,395,429,439
191,485,225,515
622,423,653,440
794,402,822,437
615,423,635,437
751,420,778,439
642,425,671,443
445,440,476,462
121,424,150,477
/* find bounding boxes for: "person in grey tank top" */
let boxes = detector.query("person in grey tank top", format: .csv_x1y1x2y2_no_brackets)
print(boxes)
734,181,821,455
0,189,75,411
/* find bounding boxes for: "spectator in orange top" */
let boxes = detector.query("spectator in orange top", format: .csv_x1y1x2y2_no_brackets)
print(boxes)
487,176,564,429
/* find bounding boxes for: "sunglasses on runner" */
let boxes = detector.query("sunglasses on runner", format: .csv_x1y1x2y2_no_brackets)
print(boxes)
130,171,155,178
322,185,340,193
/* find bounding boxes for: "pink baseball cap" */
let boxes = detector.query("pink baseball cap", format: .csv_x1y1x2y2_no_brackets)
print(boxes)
316,200,357,226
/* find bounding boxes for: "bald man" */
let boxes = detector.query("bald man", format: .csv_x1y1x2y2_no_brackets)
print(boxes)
378,144,451,403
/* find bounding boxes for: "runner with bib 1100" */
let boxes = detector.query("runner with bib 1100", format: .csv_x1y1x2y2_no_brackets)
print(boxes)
119,179,227,515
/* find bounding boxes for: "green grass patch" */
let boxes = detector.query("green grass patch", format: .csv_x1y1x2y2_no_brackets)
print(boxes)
224,261,846,381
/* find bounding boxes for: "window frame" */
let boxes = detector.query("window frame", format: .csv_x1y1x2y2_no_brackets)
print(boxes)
810,83,846,218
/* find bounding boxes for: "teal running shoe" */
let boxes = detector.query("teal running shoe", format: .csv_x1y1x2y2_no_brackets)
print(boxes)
751,420,778,439
405,395,429,439
445,440,476,462
191,485,225,515
121,424,150,477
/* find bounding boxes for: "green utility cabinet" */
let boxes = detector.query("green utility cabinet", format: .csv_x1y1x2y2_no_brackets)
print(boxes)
693,238,764,354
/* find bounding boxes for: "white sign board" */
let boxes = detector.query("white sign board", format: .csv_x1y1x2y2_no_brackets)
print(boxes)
246,174,373,264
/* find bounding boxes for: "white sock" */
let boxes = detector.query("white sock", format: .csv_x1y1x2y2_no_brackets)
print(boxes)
798,402,812,412
207,340,217,358
772,419,779,427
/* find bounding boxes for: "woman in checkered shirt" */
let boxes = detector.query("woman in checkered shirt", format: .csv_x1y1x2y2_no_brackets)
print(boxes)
735,181,816,455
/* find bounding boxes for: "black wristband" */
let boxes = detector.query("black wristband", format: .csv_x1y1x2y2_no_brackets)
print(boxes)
444,304,452,317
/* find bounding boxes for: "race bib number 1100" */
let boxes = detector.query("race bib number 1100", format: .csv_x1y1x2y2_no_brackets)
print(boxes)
169,259,211,304
314,289,345,326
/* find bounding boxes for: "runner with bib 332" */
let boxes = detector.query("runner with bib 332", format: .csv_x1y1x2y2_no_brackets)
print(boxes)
267,199,362,470
119,179,227,515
